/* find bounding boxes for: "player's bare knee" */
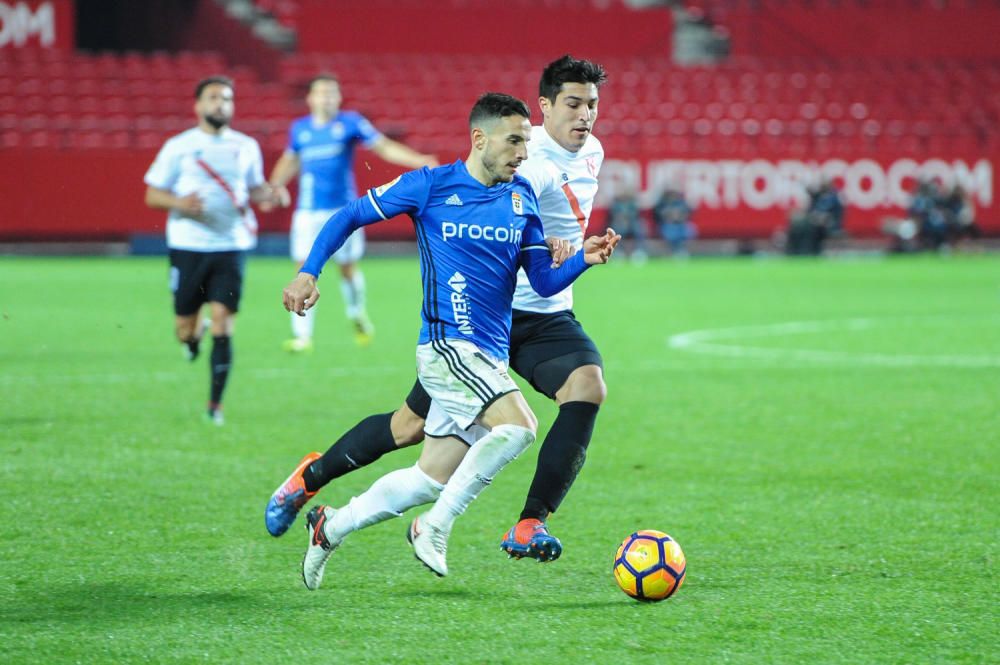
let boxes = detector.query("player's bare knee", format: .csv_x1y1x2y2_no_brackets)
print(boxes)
175,318,197,342
557,365,607,405
390,405,425,447
506,408,538,436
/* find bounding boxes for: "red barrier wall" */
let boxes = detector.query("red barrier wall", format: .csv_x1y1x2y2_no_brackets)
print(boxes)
0,0,74,50
296,1,673,56
725,7,1000,59
0,147,995,242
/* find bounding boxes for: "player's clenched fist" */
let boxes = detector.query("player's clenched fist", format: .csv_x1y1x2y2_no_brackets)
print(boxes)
283,272,321,316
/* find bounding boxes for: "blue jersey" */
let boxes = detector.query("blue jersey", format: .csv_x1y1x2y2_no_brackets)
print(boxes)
287,111,382,211
302,160,591,360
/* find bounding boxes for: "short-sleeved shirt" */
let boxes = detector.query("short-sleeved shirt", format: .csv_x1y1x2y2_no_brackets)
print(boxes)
512,125,604,313
144,127,264,252
286,111,382,211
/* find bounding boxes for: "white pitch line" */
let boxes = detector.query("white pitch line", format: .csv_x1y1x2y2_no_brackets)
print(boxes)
667,317,1000,368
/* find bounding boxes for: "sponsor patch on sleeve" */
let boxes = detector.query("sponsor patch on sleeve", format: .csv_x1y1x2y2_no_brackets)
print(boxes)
374,176,401,197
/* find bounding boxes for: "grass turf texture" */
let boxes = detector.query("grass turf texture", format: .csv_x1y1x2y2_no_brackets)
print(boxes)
1,255,997,664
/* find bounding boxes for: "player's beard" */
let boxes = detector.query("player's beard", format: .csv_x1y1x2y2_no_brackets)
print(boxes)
203,113,230,130
482,149,514,185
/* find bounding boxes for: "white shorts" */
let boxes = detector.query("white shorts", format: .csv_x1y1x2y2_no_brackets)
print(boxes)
416,339,519,442
291,208,365,265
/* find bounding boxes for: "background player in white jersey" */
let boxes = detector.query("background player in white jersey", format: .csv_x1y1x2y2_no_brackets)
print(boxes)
144,76,282,425
265,55,610,563
279,92,619,584
267,74,438,352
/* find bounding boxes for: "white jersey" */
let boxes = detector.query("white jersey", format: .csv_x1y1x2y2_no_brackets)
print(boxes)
144,127,264,252
513,125,603,313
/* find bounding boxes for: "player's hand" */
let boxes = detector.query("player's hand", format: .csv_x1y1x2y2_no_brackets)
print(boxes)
581,227,622,265
545,236,577,268
272,184,292,208
283,272,320,316
175,193,204,217
422,155,440,168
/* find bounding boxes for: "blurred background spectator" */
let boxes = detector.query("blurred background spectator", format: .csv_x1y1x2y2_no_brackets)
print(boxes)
652,187,696,258
785,180,844,256
606,185,647,263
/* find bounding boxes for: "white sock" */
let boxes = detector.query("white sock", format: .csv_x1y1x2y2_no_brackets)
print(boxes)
291,306,315,340
327,463,443,541
424,424,535,531
340,271,366,320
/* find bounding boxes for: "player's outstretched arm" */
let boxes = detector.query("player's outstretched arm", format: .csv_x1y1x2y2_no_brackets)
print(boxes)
281,194,385,314
283,273,320,316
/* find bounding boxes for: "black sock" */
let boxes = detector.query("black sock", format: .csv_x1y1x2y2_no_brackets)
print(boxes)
302,412,399,492
520,401,600,522
185,337,201,359
209,335,231,406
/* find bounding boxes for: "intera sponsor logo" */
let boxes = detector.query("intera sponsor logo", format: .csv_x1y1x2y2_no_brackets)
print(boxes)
447,272,474,336
441,222,522,244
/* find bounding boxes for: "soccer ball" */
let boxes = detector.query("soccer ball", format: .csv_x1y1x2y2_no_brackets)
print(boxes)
613,530,686,602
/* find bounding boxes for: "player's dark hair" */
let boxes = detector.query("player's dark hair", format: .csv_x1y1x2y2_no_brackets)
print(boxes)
468,92,531,128
308,73,339,92
539,55,607,102
194,75,234,99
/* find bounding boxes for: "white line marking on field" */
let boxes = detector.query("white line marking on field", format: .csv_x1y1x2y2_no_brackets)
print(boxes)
667,317,1000,368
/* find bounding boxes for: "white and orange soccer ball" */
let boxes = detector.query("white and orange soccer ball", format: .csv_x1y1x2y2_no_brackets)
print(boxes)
613,530,686,602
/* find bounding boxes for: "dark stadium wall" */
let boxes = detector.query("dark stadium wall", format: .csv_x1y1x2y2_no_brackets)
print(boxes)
725,6,1000,59
1,147,995,242
75,0,198,52
294,1,674,57
74,0,279,79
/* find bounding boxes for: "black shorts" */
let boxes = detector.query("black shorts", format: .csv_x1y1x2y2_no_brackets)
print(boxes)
508,309,603,398
403,308,603,416
168,249,246,316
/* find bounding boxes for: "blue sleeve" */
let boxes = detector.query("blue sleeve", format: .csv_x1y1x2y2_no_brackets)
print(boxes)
302,167,430,277
300,196,382,277
368,167,432,219
519,215,590,297
353,113,382,148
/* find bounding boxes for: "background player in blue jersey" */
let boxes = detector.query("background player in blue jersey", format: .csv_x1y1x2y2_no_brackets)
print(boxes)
267,74,438,351
279,93,619,583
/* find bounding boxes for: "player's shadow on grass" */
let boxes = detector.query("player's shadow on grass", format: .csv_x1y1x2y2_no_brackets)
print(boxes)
3,582,252,626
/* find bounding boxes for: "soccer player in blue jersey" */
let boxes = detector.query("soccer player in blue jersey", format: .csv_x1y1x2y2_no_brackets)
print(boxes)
267,57,610,562
280,93,619,584
268,74,437,351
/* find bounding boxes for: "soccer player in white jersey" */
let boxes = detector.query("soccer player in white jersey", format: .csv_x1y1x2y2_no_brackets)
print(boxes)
267,74,437,352
144,76,282,425
280,92,618,583
266,56,610,563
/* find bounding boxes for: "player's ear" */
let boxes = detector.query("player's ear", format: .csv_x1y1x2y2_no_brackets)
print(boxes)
538,96,551,116
470,127,486,150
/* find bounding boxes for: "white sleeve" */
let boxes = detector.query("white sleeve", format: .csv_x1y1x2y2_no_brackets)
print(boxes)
144,138,179,190
246,139,265,189
515,157,554,198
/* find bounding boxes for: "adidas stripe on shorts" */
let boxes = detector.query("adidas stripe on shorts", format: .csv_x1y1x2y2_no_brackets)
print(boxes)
416,339,519,444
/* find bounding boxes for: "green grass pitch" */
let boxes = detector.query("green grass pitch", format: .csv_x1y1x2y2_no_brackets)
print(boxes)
1,254,997,664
